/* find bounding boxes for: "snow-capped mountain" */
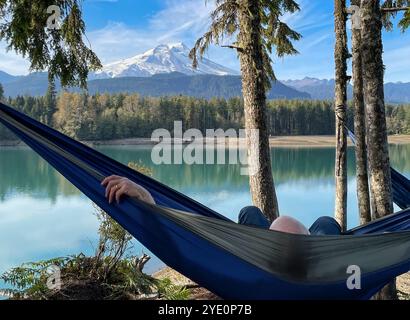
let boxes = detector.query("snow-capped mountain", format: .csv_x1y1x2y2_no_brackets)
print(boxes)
93,43,239,79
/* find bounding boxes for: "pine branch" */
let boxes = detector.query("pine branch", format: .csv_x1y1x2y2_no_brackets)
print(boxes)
381,7,410,12
221,44,244,52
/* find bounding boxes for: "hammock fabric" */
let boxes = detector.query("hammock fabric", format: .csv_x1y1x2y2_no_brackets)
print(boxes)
347,128,410,210
1,102,410,300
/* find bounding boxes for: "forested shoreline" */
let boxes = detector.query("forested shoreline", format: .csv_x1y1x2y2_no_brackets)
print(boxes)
1,91,409,141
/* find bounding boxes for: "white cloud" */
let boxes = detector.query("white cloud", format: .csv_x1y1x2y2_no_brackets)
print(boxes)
0,42,31,75
86,0,216,64
148,0,214,36
382,34,410,82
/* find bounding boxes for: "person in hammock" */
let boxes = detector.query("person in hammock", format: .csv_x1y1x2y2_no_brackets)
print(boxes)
102,175,342,236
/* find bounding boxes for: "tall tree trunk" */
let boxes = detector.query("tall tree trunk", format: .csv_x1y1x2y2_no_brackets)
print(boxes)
237,0,279,221
351,0,371,225
334,0,348,231
360,0,396,300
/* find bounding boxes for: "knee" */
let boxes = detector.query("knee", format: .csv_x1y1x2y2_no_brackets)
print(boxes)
238,206,261,221
309,216,342,235
238,206,270,228
315,216,337,225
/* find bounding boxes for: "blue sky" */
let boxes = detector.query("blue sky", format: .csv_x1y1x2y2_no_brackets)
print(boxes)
0,0,409,82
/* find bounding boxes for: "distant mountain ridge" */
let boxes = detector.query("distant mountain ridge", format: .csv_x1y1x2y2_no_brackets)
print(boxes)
1,71,410,103
0,70,22,84
85,72,310,99
3,72,410,103
283,78,353,100
2,72,311,100
283,77,410,103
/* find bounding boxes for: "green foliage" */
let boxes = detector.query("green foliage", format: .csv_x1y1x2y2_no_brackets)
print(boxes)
2,92,410,142
44,81,57,126
386,104,410,134
189,0,301,89
105,262,155,299
399,8,410,30
0,253,159,300
382,0,410,31
0,0,101,87
94,204,134,277
1,257,70,299
156,278,190,300
1,224,190,300
190,0,301,86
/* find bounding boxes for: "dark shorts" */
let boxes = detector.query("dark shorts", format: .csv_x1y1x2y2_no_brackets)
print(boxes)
238,206,342,235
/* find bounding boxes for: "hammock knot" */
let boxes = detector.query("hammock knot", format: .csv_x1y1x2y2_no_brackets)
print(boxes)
335,104,346,122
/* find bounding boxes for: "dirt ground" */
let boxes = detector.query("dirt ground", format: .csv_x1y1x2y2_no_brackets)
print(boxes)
89,135,410,147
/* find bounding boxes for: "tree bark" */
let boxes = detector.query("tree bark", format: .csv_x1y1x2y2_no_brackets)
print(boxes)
237,0,279,221
360,0,396,300
334,0,348,231
351,0,371,225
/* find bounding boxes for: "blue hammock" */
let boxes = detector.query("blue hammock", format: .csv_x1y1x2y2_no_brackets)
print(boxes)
347,128,410,210
1,102,410,300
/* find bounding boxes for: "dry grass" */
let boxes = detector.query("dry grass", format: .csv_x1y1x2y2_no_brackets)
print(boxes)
397,272,410,300
268,134,410,147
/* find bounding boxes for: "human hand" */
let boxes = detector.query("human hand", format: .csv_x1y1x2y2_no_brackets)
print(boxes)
101,175,156,205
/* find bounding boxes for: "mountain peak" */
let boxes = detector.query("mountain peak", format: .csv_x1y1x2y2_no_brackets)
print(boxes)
167,42,189,51
94,43,238,79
